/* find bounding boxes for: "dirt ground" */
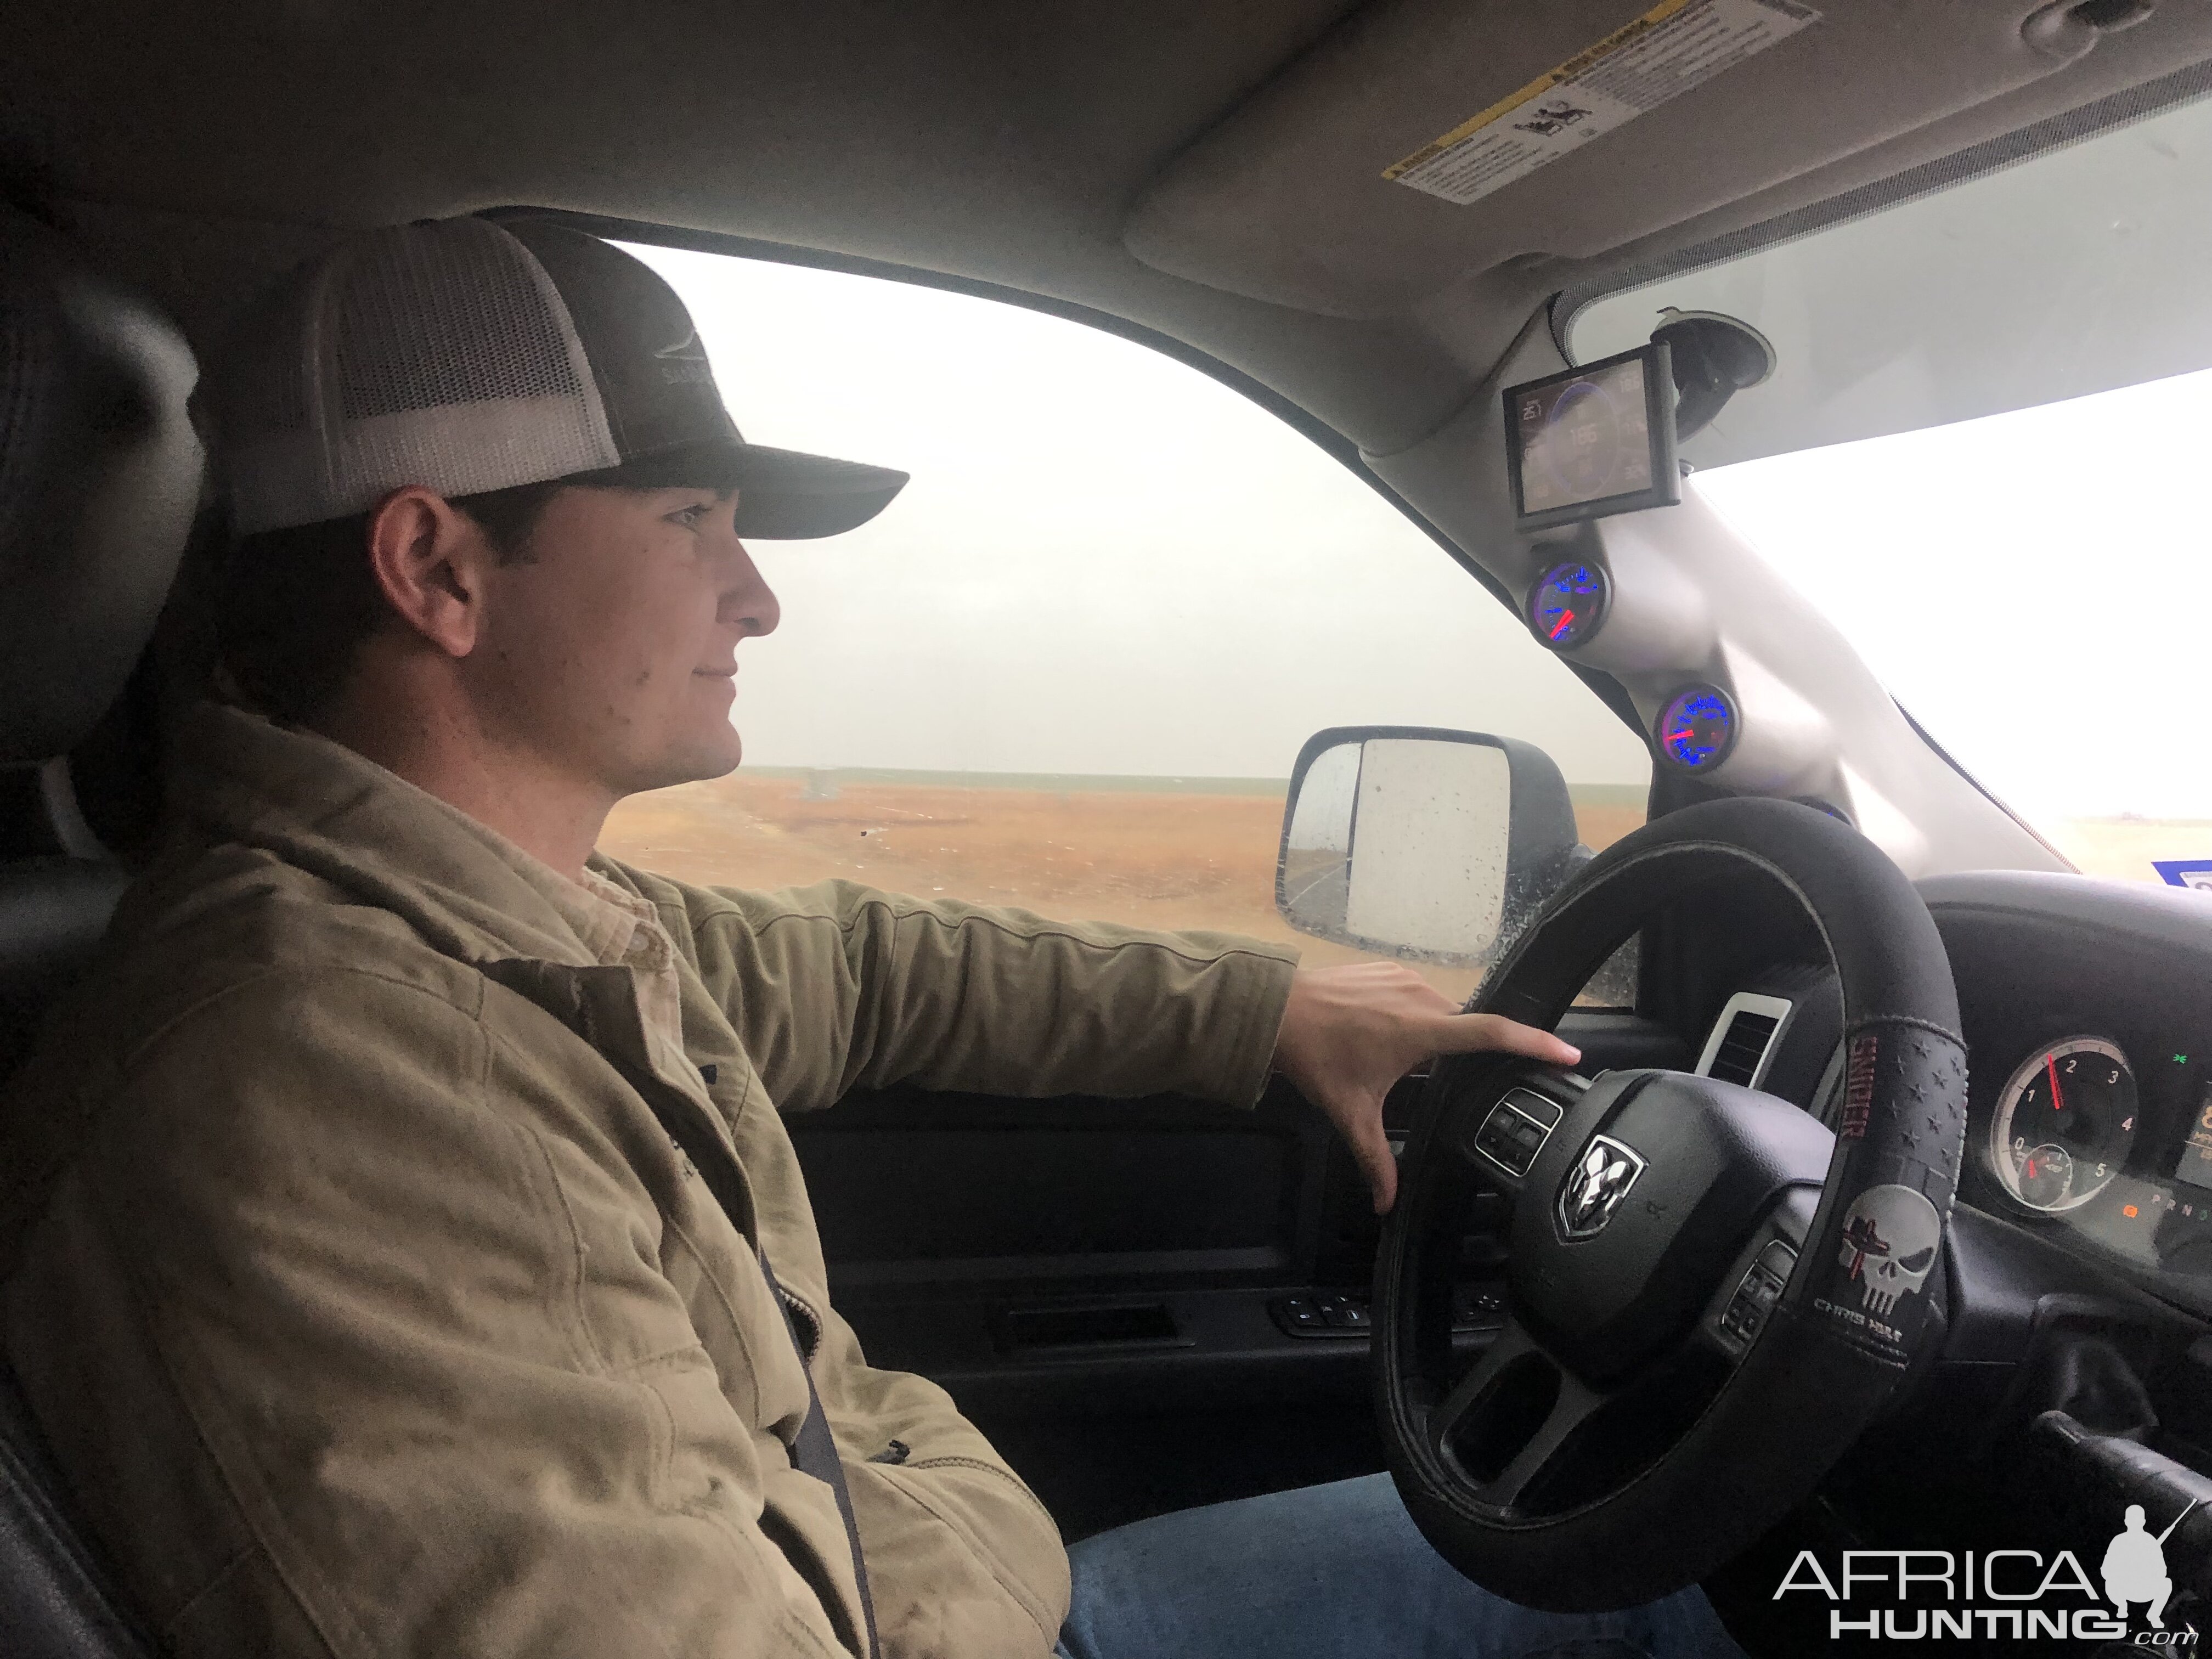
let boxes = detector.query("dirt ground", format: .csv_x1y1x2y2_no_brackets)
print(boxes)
601,777,2212,1000
600,773,1646,1001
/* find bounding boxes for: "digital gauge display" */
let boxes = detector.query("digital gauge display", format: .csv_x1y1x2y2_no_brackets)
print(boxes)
1526,561,1610,650
1990,1037,2139,1213
1503,345,1681,531
1655,686,1737,772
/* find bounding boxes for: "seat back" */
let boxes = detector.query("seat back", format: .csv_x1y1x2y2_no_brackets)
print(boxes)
0,855,129,1079
0,1363,154,1659
0,201,201,1657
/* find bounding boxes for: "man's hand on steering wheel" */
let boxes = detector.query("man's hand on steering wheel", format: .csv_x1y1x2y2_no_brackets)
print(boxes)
1271,962,1583,1216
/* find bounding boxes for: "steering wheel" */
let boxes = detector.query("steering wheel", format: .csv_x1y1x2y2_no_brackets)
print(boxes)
1375,797,1966,1612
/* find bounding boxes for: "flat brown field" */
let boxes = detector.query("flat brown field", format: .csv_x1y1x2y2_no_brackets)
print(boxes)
601,774,1645,1001
604,786,2212,1008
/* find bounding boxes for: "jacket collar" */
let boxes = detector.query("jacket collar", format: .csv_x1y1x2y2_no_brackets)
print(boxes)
163,701,760,1236
161,700,616,975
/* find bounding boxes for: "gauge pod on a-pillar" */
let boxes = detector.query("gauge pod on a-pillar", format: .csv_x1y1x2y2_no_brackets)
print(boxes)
1654,684,1739,772
1525,558,1611,651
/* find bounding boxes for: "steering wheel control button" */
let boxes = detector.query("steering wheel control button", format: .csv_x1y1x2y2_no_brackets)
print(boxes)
1754,1239,1798,1281
1555,1134,1647,1242
1451,1287,1506,1333
1720,1240,1798,1346
1474,1090,1564,1178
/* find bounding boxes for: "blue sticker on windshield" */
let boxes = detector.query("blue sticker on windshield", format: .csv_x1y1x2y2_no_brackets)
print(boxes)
2153,860,2212,892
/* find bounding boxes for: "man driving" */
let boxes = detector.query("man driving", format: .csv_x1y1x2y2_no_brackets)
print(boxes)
0,219,1740,1658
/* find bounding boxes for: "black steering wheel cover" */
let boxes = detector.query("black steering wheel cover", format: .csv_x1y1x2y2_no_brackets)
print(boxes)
1376,797,1967,1610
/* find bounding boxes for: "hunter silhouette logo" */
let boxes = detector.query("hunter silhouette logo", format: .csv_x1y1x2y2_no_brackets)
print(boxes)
2106,1500,2197,1630
1835,1184,1940,1317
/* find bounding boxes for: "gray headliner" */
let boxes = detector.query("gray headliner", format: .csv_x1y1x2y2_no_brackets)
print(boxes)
8,0,2212,460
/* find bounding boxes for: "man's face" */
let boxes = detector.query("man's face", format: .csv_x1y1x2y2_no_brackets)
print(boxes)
466,483,779,799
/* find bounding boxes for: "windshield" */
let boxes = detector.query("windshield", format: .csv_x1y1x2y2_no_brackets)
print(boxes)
1570,89,2212,881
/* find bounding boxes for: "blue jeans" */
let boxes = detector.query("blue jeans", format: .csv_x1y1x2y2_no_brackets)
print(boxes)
1053,1474,1747,1659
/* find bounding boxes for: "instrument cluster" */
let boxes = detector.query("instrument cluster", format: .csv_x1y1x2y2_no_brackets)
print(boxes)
1727,874,2212,1315
1977,1030,2212,1290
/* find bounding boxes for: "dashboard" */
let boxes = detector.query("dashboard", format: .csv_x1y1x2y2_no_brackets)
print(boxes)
1718,870,2212,1321
1929,871,2212,1316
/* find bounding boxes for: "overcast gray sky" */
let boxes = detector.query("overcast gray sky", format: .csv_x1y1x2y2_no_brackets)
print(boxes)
633,236,2207,833
1568,92,2212,833
628,242,1654,790
1697,366,2212,828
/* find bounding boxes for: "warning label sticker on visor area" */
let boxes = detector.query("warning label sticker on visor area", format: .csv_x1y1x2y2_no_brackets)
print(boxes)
1383,0,1820,206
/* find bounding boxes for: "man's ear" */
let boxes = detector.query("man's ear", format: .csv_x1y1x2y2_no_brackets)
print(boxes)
363,487,498,660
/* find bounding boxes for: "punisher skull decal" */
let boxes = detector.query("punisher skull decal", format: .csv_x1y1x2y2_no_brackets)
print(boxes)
1835,1184,1942,1318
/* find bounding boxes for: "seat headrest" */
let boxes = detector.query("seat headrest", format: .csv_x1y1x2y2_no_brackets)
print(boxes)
0,205,202,765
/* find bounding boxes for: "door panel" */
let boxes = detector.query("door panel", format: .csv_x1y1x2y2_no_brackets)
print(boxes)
807,1117,1302,1289
790,1008,1688,1539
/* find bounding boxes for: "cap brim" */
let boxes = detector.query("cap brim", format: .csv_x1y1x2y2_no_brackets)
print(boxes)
729,444,910,540
600,438,907,540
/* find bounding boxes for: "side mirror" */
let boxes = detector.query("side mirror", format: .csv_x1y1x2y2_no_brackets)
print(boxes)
1275,727,1584,968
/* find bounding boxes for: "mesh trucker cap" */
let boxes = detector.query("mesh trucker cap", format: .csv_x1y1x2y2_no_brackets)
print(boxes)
212,217,909,539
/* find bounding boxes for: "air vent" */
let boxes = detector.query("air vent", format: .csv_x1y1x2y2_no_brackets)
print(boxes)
1695,992,1793,1090
1707,1013,1780,1086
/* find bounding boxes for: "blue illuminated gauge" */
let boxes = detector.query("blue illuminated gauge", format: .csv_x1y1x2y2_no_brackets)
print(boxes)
1655,685,1738,771
1526,560,1610,650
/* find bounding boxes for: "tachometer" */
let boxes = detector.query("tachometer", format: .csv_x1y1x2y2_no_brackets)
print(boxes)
1990,1037,2138,1213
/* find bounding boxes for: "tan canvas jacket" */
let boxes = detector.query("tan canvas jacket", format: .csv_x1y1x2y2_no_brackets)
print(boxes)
0,703,1299,1659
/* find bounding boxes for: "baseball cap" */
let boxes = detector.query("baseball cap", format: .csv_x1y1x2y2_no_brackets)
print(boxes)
212,217,909,539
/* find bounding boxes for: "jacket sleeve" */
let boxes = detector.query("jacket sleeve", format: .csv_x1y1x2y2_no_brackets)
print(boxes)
9,964,853,1659
639,876,1299,1116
